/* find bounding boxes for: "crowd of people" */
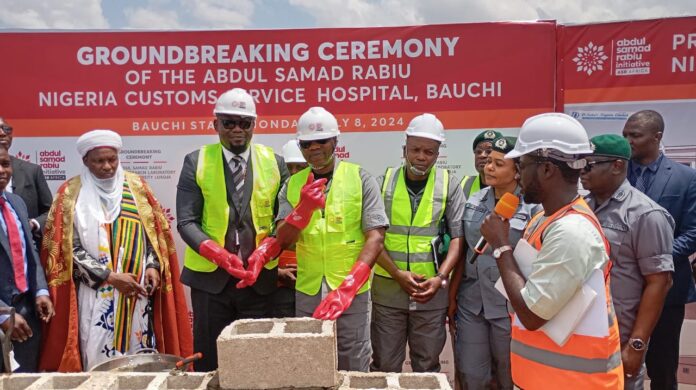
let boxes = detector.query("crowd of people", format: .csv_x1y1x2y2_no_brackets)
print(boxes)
0,88,694,390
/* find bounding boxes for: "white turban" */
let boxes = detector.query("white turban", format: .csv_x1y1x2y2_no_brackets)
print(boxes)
76,129,122,157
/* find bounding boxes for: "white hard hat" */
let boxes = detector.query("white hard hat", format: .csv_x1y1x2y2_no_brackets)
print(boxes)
296,107,340,141
214,88,257,118
405,113,445,142
505,113,593,159
282,140,306,163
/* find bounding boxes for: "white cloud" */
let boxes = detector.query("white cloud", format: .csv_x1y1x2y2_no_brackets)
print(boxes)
124,0,255,30
0,0,108,29
289,0,696,27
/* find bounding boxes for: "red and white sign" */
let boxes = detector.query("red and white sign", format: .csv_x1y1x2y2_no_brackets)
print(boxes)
0,22,556,137
558,16,696,105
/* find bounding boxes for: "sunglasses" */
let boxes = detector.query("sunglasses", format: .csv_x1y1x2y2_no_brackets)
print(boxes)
220,118,253,130
0,125,13,135
299,138,332,149
582,159,616,173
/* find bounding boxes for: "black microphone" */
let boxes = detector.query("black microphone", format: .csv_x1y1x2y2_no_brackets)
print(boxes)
469,193,520,264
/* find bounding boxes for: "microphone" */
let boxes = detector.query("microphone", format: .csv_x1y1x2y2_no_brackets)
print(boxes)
469,192,520,264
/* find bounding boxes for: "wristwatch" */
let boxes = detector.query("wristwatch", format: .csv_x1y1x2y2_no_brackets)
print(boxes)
493,245,513,259
628,337,647,351
436,272,448,288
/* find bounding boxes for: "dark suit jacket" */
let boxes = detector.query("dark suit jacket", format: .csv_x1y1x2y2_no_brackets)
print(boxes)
176,145,289,295
629,156,696,305
10,157,53,229
0,192,48,309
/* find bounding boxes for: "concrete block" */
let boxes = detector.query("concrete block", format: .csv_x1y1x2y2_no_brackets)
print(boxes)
396,373,449,389
0,374,41,390
217,317,337,389
339,372,389,389
26,373,90,390
338,371,452,390
165,372,216,390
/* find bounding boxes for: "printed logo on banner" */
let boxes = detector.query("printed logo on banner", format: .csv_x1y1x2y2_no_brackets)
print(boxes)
162,206,176,224
573,42,609,75
335,145,350,159
15,151,31,162
614,37,651,76
38,150,67,181
568,111,631,121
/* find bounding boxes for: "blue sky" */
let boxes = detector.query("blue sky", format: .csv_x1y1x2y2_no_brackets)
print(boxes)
0,0,693,31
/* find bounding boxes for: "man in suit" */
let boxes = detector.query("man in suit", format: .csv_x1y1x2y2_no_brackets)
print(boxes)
0,145,54,372
0,118,53,246
176,88,289,371
623,110,696,390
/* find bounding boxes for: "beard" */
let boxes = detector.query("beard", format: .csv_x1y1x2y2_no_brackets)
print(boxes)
522,172,542,204
227,143,249,155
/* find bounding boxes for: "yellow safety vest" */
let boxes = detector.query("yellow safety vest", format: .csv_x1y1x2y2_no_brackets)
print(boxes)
460,175,481,198
375,166,448,278
287,162,367,296
184,143,280,272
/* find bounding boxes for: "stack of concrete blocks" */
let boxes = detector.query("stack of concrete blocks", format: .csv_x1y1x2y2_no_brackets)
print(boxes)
0,371,218,390
216,317,451,390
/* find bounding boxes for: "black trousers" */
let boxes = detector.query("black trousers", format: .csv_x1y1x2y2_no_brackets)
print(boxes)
190,282,268,372
646,304,685,390
0,293,41,373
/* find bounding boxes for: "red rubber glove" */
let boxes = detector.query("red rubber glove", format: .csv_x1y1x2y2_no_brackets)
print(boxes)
284,172,327,230
236,237,282,289
313,261,371,320
198,240,248,280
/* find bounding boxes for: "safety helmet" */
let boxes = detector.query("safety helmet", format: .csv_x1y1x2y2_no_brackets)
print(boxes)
505,113,593,159
296,107,340,141
405,113,445,142
281,140,306,163
214,88,257,118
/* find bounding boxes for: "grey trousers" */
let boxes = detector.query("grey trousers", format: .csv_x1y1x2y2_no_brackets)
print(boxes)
370,303,447,373
455,308,512,390
296,289,371,372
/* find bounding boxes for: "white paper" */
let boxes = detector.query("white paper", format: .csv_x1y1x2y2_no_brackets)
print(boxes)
495,239,606,346
9,350,20,372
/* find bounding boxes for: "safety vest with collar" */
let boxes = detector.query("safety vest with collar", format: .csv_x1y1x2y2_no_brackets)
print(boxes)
511,197,623,389
184,143,281,272
460,175,481,198
375,166,448,279
287,162,367,296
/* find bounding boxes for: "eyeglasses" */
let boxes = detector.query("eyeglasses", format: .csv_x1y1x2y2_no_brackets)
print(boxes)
582,159,616,173
299,139,331,149
0,125,13,135
220,118,253,130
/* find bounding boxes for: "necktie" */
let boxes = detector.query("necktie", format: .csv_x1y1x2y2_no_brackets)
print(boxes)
0,197,27,292
634,166,647,193
230,156,246,192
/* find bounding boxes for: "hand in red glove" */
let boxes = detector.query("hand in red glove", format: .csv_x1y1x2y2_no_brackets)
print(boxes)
284,172,327,230
198,240,248,280
313,261,371,320
236,237,282,289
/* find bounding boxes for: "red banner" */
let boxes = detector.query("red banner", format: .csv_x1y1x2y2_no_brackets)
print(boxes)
558,16,696,105
0,22,556,136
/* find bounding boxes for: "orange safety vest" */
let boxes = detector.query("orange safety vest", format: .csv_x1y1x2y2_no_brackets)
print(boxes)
511,197,623,389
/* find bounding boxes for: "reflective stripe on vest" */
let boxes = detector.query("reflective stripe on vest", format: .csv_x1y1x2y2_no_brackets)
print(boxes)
460,175,481,198
511,197,624,389
184,143,281,272
287,162,367,296
375,166,448,278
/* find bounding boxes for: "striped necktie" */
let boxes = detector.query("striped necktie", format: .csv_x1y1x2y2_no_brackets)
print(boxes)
230,155,246,192
634,166,647,192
